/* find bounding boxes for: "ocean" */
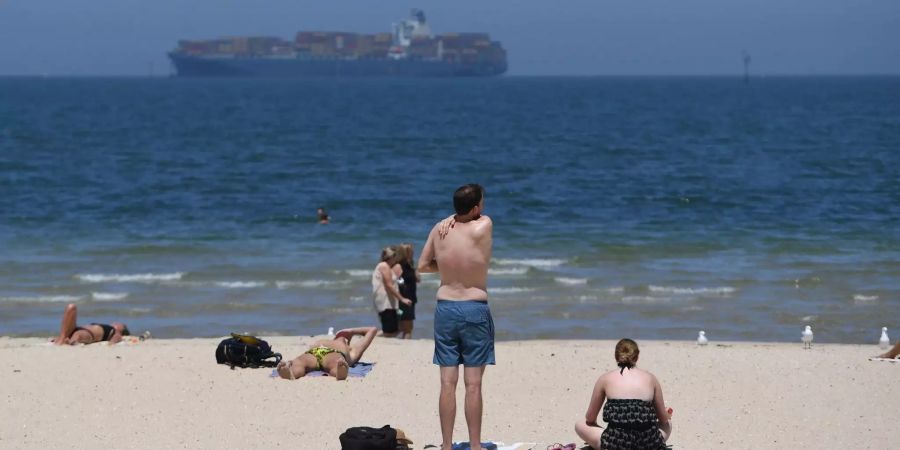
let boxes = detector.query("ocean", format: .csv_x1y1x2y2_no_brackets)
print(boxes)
1,76,897,343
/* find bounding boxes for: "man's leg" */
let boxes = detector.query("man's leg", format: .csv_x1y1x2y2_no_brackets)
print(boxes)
439,366,459,450
54,303,78,345
463,365,486,450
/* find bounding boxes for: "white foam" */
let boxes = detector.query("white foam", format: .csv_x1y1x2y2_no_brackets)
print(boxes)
606,286,625,293
555,277,587,285
648,285,736,295
91,292,129,301
76,272,185,283
214,281,266,289
493,258,566,268
0,295,84,303
622,296,672,304
276,280,350,289
488,267,528,276
578,295,599,303
801,315,817,322
489,287,536,294
344,269,372,277
853,294,878,303
349,296,365,302
130,307,151,314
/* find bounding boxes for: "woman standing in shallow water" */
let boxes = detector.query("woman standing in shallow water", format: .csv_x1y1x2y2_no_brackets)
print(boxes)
395,243,419,339
575,339,672,450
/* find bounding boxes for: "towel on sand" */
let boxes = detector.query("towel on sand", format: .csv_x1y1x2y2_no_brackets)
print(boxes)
869,357,899,363
452,443,498,450
269,362,375,378
428,442,533,450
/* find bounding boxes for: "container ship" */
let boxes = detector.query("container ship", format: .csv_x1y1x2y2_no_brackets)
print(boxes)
169,10,507,78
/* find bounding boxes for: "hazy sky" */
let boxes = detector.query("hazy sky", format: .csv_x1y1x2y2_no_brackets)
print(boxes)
0,0,898,76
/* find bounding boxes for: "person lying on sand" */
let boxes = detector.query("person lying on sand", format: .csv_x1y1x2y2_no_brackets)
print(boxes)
276,326,377,381
52,303,130,345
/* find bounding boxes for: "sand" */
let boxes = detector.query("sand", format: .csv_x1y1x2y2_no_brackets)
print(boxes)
0,336,896,449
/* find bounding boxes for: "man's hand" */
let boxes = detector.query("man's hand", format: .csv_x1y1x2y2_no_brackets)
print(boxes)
400,298,413,306
438,214,456,240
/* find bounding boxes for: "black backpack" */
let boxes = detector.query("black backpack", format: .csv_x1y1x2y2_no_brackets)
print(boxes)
215,333,282,368
339,425,397,450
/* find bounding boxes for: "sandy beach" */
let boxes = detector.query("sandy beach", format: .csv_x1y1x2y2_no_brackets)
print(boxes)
1,336,896,449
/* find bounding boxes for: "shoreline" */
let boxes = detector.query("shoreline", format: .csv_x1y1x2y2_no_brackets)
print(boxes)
1,337,896,449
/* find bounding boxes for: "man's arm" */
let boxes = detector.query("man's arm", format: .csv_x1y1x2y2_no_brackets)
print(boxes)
417,224,439,273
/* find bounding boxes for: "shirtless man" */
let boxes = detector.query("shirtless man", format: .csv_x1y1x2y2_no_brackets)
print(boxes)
418,183,493,450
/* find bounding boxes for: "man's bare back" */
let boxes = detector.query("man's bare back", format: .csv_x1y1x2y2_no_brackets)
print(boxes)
419,213,492,301
418,184,494,450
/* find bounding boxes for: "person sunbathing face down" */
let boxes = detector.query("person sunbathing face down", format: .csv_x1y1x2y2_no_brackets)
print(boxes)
276,326,377,381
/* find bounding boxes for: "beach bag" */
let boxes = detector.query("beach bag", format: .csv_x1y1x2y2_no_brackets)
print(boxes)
215,333,282,368
339,425,397,450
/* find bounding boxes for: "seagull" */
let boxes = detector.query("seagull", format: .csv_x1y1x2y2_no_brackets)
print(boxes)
697,331,708,346
327,327,335,337
880,327,890,350
802,325,813,349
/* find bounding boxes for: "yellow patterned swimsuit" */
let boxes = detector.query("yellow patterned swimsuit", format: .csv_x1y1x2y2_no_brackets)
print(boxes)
305,346,350,370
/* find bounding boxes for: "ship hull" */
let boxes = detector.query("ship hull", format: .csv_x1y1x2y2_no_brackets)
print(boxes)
168,53,506,78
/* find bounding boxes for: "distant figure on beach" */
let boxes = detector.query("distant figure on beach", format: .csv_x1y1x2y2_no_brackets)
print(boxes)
276,326,377,380
52,303,130,345
575,339,672,450
418,183,494,450
316,207,330,224
373,246,412,338
877,341,900,359
395,243,420,339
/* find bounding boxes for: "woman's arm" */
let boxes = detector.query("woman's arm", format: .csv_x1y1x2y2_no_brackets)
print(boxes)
108,330,123,344
380,263,410,305
652,374,672,442
344,326,378,365
584,375,606,425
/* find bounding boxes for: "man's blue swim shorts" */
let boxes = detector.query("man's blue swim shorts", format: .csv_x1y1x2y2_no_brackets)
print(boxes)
433,300,495,367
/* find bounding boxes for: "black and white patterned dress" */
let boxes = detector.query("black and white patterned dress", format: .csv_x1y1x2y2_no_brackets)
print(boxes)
600,399,667,450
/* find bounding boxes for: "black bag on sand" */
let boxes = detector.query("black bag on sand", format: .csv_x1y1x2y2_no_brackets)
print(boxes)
215,333,282,369
339,425,397,450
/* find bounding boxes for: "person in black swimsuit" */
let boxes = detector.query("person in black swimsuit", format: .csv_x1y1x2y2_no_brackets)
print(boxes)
395,243,420,339
52,303,130,345
575,339,672,450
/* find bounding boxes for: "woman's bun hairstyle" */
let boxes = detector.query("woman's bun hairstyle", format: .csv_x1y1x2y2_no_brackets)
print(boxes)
615,338,639,371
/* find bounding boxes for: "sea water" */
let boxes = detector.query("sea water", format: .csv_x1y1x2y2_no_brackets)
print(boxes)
1,76,897,342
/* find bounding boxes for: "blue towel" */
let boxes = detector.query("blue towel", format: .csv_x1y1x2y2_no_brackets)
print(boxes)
452,442,498,450
270,362,375,378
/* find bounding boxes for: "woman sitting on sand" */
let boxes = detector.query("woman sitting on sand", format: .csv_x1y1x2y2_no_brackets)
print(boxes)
276,326,377,381
52,303,130,345
575,339,672,450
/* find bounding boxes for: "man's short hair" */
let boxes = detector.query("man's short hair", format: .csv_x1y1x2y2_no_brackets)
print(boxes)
453,184,484,215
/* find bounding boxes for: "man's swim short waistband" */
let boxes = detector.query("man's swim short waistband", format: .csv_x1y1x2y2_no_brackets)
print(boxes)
436,299,488,304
